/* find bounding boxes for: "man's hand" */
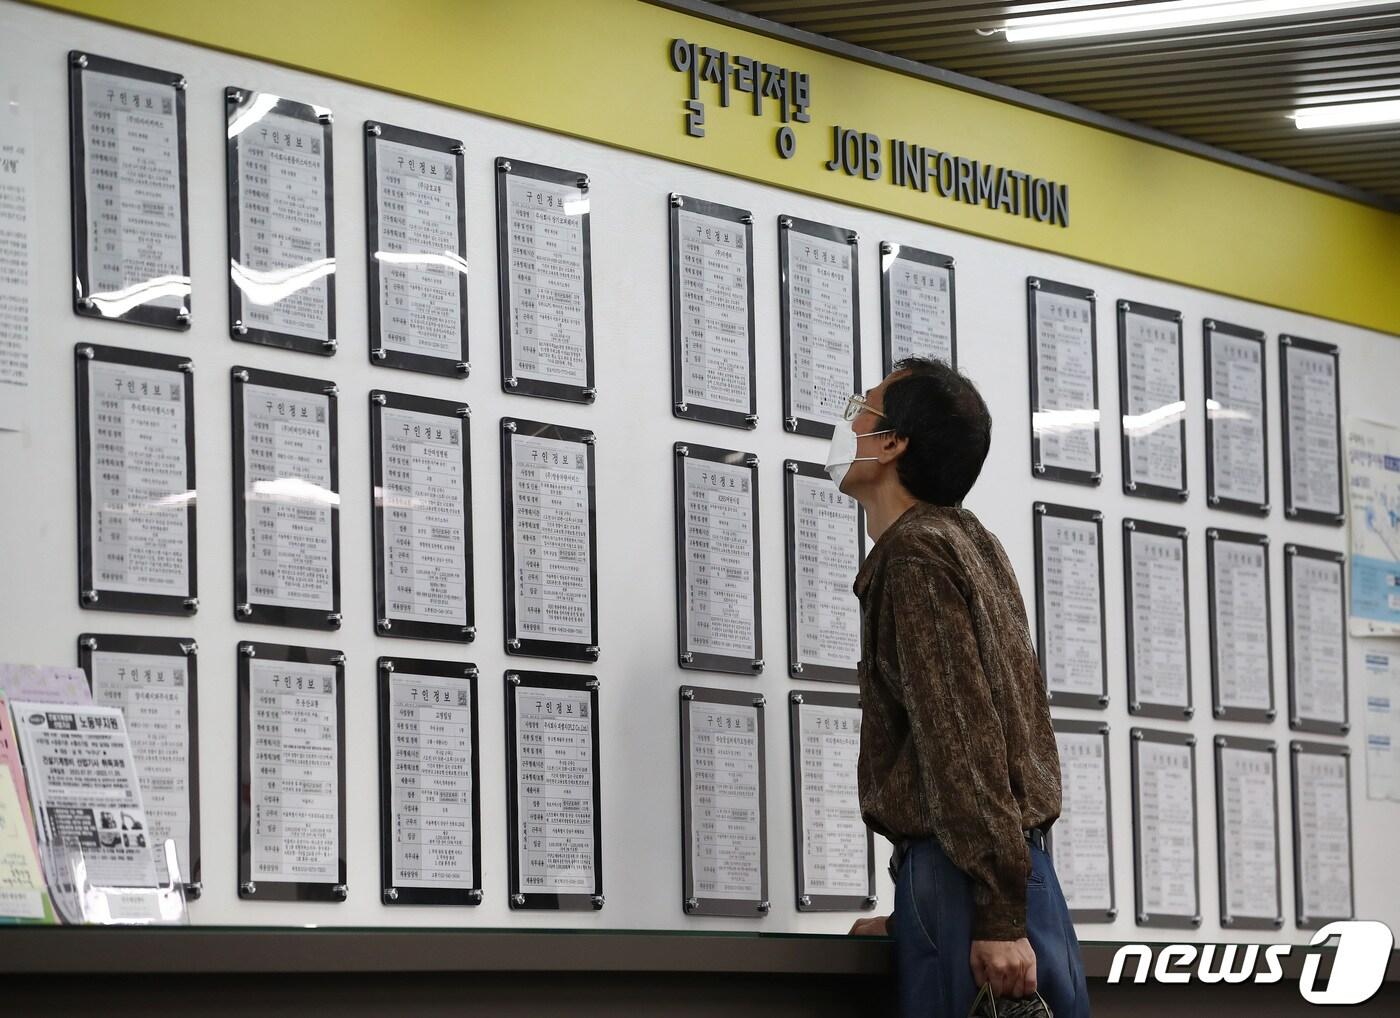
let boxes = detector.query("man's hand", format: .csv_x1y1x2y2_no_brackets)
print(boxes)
970,938,1037,998
847,914,890,936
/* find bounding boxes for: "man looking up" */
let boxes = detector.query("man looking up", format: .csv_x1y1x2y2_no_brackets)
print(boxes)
834,358,1088,1017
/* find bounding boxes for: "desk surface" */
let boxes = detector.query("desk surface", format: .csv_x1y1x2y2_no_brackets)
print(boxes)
2,928,1395,981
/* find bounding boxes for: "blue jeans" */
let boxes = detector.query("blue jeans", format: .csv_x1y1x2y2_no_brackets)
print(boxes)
893,836,1089,1017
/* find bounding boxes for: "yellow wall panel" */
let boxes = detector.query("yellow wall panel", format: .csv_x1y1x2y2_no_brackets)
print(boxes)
29,0,1400,334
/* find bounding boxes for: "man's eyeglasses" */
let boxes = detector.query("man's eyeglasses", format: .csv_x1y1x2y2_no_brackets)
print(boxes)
841,393,882,422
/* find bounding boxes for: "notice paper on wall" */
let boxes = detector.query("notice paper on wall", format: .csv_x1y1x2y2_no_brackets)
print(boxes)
1132,734,1198,924
1346,418,1400,637
1035,506,1106,706
882,248,954,370
682,455,760,663
1287,548,1348,733
78,348,195,610
73,62,189,325
387,669,475,891
1362,645,1400,802
235,374,339,625
1205,325,1268,511
781,220,858,437
0,95,32,431
1125,524,1190,714
505,175,589,386
794,700,868,902
507,430,594,649
231,103,333,345
787,467,862,678
1292,745,1354,926
500,166,592,398
1120,310,1184,496
1031,288,1098,477
375,401,471,634
675,206,753,417
87,646,195,887
1051,722,1113,919
242,382,335,609
370,132,466,369
1208,532,1274,719
1282,340,1342,521
1216,741,1280,925
685,698,764,905
512,682,597,898
786,232,856,428
247,658,341,885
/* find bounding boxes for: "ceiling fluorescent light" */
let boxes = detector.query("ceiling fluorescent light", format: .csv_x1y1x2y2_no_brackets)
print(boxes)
1003,1,1392,44
1293,99,1400,129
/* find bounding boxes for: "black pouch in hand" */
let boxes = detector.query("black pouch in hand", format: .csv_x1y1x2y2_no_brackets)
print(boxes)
968,983,1052,1018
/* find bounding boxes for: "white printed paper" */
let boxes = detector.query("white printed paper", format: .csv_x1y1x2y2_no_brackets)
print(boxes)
1033,291,1097,474
684,457,757,658
1294,751,1352,920
1290,555,1347,726
379,407,468,627
797,703,867,898
248,658,339,883
234,109,332,340
677,209,750,413
79,70,187,314
1128,530,1189,709
786,231,855,428
1345,419,1400,637
1362,647,1400,801
1219,746,1278,920
1038,515,1103,697
505,174,588,386
1135,740,1197,918
687,700,763,901
88,651,192,886
1053,730,1112,912
509,433,592,644
1285,345,1341,516
791,474,861,671
1122,312,1183,491
373,138,464,360
389,673,473,889
241,383,335,612
514,685,595,895
1212,538,1273,712
87,360,190,597
12,701,161,918
1208,331,1266,505
886,255,952,367
0,98,33,431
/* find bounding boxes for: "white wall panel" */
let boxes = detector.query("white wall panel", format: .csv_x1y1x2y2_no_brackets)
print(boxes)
0,1,1394,941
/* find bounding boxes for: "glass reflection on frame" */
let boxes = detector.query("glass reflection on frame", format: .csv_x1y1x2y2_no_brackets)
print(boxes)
225,88,337,355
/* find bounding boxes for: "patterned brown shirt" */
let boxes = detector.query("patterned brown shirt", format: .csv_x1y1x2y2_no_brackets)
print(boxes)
854,502,1061,941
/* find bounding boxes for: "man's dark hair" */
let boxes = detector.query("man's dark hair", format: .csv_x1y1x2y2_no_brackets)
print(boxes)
882,357,992,505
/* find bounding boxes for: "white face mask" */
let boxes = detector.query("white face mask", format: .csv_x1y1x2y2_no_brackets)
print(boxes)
825,419,891,489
